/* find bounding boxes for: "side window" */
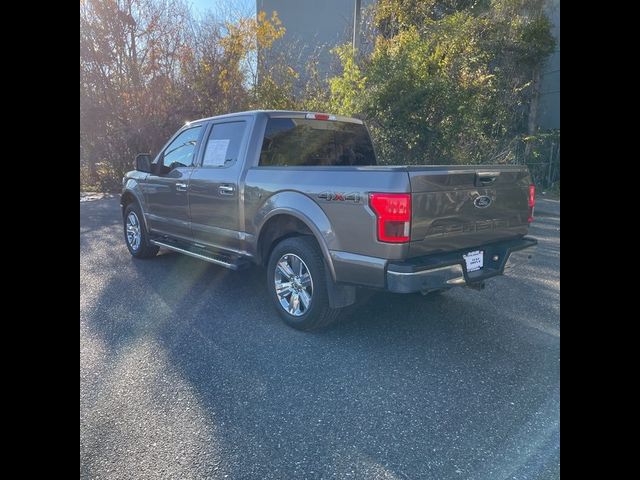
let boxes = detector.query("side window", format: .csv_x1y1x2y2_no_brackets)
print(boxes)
161,125,202,171
201,121,247,167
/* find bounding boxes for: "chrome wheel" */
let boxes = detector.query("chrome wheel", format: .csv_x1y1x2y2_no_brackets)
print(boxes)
274,253,313,316
126,211,141,251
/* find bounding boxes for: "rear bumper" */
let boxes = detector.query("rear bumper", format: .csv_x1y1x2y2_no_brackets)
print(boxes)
386,237,537,293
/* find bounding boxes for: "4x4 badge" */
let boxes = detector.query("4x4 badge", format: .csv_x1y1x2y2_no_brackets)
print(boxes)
318,192,361,203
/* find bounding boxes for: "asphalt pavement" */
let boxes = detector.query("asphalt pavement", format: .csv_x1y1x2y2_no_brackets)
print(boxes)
534,198,559,217
80,197,560,480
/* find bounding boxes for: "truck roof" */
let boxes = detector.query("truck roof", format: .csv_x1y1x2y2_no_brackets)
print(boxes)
187,110,364,125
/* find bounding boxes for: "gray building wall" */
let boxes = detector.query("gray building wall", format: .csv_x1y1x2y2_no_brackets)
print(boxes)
538,0,560,130
257,0,374,83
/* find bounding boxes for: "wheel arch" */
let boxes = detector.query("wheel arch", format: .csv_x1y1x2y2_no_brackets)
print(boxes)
120,181,149,230
254,193,339,281
120,190,138,213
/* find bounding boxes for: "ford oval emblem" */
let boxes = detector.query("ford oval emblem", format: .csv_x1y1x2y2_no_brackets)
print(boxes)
474,195,492,208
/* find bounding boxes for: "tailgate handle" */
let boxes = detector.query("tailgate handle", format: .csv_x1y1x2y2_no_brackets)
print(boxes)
476,172,500,185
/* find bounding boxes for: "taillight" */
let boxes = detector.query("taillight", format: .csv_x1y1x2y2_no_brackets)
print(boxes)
528,184,535,223
369,193,411,243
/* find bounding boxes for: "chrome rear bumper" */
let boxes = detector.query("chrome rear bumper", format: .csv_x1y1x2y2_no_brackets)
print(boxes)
386,237,537,294
387,264,465,293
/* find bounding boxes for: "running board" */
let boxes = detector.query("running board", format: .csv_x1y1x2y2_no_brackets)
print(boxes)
150,240,249,271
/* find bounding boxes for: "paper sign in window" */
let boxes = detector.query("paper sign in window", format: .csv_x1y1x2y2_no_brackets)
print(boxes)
203,139,230,166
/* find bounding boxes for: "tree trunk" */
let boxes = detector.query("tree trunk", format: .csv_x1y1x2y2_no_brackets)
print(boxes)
524,68,541,159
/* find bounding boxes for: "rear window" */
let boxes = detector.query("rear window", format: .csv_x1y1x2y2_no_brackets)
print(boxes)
259,118,376,167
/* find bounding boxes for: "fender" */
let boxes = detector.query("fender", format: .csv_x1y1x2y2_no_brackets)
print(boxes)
121,175,149,231
253,191,341,281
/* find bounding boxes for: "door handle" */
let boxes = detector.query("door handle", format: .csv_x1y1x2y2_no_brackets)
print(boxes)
219,185,235,195
175,182,188,192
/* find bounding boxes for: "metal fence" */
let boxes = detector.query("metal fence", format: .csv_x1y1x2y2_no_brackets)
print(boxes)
512,130,560,191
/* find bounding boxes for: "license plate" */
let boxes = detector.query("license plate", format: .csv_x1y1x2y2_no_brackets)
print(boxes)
463,250,484,272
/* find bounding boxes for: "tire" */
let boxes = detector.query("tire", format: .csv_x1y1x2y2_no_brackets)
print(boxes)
123,202,159,259
267,236,341,331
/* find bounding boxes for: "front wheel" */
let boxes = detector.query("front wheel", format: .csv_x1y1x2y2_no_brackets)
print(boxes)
123,203,159,259
267,236,341,331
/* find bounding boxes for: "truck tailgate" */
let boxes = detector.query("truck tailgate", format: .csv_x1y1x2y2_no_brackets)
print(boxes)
407,165,531,257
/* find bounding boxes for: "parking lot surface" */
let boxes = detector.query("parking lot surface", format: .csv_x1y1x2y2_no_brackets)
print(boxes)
81,197,560,479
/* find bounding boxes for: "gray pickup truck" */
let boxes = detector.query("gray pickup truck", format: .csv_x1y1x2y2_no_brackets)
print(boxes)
121,110,537,330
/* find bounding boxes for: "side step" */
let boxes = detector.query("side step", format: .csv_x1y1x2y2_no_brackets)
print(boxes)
150,239,251,271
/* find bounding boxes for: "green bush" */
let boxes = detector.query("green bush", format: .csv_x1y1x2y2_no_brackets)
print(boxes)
328,0,556,166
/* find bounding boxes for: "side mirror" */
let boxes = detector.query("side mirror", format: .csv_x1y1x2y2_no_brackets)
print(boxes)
135,153,152,173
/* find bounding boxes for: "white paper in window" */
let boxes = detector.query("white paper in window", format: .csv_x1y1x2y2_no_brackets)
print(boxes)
203,139,230,166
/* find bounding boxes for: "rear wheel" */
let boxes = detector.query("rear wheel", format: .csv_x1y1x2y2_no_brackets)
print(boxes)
267,236,341,331
123,203,159,259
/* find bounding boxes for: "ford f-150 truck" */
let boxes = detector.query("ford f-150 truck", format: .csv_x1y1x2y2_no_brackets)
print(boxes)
121,110,537,330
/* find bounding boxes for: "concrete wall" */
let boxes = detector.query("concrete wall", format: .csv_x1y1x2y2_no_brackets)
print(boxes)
257,0,374,83
538,0,560,130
